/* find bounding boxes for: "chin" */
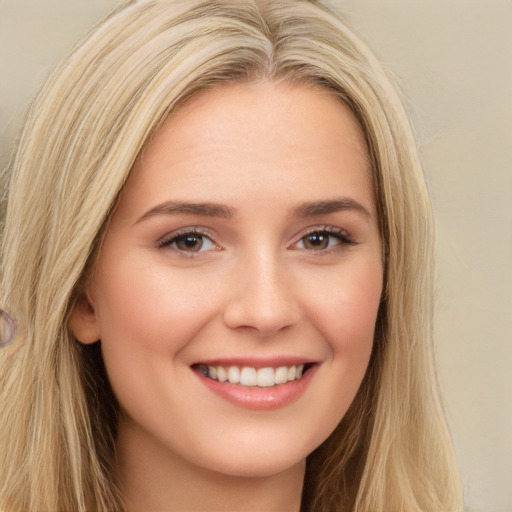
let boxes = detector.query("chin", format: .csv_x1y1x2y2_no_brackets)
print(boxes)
190,432,317,479
206,454,306,479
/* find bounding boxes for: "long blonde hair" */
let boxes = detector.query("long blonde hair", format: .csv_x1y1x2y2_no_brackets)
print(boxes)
0,1,462,510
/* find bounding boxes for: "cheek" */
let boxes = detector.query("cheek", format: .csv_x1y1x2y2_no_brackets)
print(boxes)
304,256,383,356
90,258,225,421
277,256,382,453
95,258,213,345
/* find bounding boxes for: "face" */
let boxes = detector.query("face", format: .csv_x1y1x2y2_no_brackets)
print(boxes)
71,81,383,478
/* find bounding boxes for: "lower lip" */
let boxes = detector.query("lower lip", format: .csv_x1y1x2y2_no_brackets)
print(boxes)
193,365,318,411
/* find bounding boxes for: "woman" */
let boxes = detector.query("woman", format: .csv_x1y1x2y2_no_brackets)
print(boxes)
0,0,463,510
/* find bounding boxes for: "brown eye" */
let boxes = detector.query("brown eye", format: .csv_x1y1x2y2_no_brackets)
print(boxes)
158,230,217,254
175,234,205,252
296,229,350,251
303,232,330,250
157,231,218,255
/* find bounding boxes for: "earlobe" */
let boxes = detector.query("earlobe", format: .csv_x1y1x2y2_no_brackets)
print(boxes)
68,290,101,345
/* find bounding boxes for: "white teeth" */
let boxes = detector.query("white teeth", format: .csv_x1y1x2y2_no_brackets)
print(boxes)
240,367,257,386
200,364,308,387
274,366,288,385
217,366,227,382
257,367,275,387
228,366,240,384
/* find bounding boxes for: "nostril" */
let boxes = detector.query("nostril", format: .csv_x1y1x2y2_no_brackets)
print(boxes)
222,288,300,335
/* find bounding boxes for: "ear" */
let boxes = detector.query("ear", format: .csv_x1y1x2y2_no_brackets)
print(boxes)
69,288,101,345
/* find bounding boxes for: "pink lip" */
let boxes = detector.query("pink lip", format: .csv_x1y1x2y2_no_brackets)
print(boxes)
192,363,318,411
192,356,316,369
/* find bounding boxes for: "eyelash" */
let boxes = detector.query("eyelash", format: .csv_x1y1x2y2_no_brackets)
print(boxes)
156,226,354,256
156,228,218,256
297,226,354,253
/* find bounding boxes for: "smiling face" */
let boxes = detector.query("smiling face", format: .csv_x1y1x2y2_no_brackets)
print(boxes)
70,81,383,480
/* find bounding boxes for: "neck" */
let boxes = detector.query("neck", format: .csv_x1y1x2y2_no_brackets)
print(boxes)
116,417,305,512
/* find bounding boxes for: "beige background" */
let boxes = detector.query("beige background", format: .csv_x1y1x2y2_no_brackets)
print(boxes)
1,1,511,511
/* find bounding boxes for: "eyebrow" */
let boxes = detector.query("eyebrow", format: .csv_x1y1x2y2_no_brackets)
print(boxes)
137,201,236,223
136,197,371,223
292,198,371,218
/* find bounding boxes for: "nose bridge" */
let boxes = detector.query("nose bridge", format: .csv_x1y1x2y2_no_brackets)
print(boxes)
223,248,299,335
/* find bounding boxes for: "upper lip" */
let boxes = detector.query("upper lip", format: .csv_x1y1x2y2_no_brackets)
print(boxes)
191,356,319,369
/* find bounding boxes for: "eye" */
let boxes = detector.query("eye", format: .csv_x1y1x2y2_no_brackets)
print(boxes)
295,228,352,251
158,230,217,253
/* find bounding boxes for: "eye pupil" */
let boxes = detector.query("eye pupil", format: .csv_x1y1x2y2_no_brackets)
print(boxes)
305,233,329,250
177,234,203,252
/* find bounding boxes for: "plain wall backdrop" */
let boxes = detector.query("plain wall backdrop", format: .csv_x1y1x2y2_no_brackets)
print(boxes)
1,1,511,511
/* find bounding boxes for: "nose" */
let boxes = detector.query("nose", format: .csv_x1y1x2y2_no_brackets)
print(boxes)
222,253,300,336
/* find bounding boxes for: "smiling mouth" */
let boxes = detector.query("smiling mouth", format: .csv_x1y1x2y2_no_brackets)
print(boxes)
193,363,314,388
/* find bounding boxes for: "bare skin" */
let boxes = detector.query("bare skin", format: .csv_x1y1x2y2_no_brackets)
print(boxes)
70,80,382,511
117,417,304,511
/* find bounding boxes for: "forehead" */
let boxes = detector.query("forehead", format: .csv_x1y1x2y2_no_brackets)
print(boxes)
116,80,374,221
142,80,368,169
